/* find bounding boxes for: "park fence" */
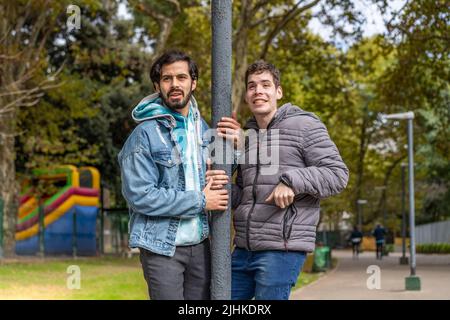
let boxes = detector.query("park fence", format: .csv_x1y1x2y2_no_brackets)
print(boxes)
98,207,130,255
415,220,450,244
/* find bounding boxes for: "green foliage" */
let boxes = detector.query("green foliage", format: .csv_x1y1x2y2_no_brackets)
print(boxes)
11,0,449,222
416,243,450,254
377,0,450,223
15,1,153,206
385,244,394,253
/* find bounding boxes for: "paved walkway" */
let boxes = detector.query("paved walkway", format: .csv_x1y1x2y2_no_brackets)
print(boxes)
291,250,450,300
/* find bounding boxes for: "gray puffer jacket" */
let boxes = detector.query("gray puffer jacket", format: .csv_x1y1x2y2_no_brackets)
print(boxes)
232,103,349,253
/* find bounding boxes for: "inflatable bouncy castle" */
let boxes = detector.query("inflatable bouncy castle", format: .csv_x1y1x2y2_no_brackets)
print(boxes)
16,165,100,256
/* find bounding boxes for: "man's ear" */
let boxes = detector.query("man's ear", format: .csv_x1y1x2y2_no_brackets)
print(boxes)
277,85,283,100
244,87,249,104
191,79,197,91
154,82,160,93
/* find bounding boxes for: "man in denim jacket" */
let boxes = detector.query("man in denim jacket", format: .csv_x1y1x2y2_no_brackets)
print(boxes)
118,51,228,300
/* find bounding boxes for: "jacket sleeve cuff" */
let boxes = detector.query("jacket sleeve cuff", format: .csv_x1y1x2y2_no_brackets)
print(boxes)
280,172,304,195
200,191,207,213
280,175,292,188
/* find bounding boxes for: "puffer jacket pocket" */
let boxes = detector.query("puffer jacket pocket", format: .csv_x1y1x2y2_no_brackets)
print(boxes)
282,203,298,241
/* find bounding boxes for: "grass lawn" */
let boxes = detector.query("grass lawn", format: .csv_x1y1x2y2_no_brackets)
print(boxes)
293,257,338,291
0,256,337,299
0,256,148,300
293,272,322,290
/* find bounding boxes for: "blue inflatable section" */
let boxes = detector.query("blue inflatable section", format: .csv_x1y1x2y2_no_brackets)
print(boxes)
16,205,98,256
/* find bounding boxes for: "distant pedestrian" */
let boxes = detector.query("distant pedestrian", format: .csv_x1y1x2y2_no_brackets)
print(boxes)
372,224,386,260
348,226,363,259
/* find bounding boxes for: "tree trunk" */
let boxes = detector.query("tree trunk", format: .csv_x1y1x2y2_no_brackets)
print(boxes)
0,108,18,257
375,156,406,226
232,34,248,115
152,19,174,62
133,0,179,64
354,113,368,213
232,0,251,116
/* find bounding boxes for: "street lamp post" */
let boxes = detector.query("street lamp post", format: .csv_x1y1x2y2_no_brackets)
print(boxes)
356,199,367,232
380,111,420,290
0,197,3,259
211,0,232,300
400,163,409,265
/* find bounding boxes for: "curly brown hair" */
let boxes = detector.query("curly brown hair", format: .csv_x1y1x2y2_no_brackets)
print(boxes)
245,60,281,89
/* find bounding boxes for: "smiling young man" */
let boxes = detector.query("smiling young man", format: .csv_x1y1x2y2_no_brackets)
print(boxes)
118,50,228,300
211,60,349,300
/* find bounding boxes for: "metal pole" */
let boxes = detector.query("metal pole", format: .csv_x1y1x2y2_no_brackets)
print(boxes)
72,208,77,258
380,111,418,288
100,184,104,255
211,0,232,300
39,201,45,257
0,197,3,258
119,215,123,254
113,217,118,254
400,164,408,264
407,119,416,276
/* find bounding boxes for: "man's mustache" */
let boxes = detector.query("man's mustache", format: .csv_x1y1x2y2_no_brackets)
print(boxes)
169,89,184,96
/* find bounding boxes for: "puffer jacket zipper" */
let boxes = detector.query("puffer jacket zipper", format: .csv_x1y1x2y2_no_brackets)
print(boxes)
246,133,260,251
245,118,276,251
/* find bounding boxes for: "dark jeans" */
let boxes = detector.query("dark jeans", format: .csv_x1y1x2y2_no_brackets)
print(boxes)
231,247,307,300
352,241,361,257
376,239,384,260
139,240,211,300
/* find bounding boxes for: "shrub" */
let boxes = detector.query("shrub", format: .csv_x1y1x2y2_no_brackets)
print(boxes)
416,243,450,254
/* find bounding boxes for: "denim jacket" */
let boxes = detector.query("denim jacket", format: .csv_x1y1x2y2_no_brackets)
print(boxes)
118,93,210,257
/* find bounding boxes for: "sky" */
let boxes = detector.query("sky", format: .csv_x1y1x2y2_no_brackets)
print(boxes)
308,0,407,48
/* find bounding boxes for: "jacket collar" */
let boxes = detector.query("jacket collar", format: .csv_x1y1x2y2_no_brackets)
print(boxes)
244,103,314,130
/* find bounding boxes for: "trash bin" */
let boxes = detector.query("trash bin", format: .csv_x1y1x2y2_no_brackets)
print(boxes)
313,246,331,272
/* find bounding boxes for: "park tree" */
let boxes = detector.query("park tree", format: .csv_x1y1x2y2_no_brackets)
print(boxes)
231,0,370,117
3,0,155,256
0,0,75,256
2,0,448,257
377,0,449,223
16,1,159,208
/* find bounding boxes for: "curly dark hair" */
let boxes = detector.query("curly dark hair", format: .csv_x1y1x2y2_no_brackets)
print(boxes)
150,50,198,88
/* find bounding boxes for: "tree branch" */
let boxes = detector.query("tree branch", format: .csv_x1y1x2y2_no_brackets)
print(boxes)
134,0,181,59
249,13,287,29
375,155,407,219
259,0,320,59
250,0,272,18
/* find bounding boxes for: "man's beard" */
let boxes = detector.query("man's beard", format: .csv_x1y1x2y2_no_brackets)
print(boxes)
161,88,193,110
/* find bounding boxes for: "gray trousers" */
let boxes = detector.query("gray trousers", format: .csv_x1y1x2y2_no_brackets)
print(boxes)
139,240,211,300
